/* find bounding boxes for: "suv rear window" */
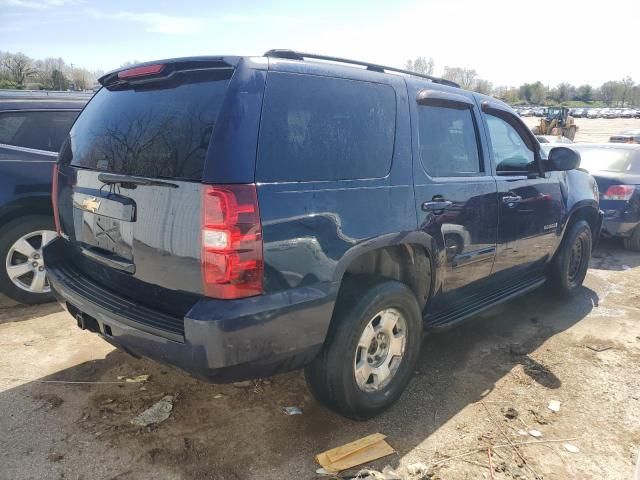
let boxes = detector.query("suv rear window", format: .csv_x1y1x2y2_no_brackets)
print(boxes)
257,72,396,182
67,70,231,181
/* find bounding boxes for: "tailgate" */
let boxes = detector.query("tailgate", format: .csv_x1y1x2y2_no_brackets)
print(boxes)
54,60,233,312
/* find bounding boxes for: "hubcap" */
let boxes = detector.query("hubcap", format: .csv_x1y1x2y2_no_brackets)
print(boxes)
5,230,57,294
568,236,584,283
354,308,407,392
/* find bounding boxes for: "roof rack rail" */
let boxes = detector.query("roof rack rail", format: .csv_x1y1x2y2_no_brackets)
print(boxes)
263,49,460,88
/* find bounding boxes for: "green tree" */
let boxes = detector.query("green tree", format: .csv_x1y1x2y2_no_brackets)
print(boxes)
576,84,593,102
51,69,68,90
530,81,547,105
519,83,533,102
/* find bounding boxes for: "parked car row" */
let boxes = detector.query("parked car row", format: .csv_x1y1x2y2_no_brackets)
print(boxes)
516,106,640,119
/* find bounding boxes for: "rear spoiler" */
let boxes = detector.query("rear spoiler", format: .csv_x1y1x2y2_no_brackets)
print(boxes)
99,57,237,88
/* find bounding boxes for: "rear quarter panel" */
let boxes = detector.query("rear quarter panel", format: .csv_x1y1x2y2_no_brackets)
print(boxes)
255,61,418,295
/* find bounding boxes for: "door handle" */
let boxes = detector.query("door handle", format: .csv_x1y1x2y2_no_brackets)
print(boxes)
422,200,452,212
502,195,522,204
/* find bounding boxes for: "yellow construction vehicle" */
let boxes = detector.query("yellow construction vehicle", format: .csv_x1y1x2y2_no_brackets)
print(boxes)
531,107,578,141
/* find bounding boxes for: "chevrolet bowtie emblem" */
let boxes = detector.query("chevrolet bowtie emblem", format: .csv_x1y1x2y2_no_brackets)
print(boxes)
82,197,101,213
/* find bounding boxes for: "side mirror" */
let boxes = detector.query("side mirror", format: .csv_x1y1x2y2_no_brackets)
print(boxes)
546,147,580,171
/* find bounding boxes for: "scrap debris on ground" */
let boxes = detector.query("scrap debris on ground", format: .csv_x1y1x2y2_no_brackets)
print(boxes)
130,395,175,428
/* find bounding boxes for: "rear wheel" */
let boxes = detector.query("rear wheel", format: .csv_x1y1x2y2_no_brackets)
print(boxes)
549,220,592,297
0,216,57,305
305,276,422,420
623,225,640,252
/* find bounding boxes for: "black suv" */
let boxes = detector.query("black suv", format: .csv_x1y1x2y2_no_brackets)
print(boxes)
0,92,89,304
46,51,602,419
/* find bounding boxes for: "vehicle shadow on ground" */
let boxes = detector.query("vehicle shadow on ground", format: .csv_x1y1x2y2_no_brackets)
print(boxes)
0,282,599,479
591,238,640,271
0,301,62,324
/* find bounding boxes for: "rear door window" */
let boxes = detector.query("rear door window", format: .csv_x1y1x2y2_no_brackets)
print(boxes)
257,72,396,182
67,70,231,181
417,105,482,177
0,110,78,152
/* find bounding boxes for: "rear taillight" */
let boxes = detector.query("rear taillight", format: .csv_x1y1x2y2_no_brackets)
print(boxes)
201,184,263,299
51,163,61,235
602,185,635,201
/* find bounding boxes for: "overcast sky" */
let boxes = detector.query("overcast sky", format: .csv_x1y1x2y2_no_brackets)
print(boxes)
1,0,638,87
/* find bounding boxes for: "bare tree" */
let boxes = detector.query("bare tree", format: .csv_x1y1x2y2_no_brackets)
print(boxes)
599,81,621,106
473,78,493,95
120,60,141,68
404,56,435,76
443,66,477,90
2,52,36,88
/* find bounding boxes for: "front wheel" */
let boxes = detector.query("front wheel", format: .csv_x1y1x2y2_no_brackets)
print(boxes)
549,220,592,297
305,276,423,420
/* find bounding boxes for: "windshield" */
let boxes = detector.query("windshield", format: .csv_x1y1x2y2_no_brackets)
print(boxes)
576,148,636,173
64,69,231,181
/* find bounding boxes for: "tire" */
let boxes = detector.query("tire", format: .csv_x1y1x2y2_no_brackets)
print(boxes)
0,215,57,305
549,220,592,297
623,225,640,252
305,276,423,420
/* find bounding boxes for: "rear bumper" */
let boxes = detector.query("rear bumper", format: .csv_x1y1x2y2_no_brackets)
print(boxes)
45,239,335,382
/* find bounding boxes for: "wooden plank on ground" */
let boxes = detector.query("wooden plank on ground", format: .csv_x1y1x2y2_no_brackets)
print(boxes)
316,433,395,473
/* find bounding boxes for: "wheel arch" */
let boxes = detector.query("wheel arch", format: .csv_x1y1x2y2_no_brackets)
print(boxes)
332,231,440,311
562,201,601,249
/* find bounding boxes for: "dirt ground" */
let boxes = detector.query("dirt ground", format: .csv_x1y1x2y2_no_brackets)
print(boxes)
1,240,639,480
1,118,640,480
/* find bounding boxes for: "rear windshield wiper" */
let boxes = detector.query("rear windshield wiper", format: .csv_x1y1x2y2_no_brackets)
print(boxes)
98,173,179,189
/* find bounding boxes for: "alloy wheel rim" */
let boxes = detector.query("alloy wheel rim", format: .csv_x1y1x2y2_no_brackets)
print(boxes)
5,230,57,294
354,308,407,392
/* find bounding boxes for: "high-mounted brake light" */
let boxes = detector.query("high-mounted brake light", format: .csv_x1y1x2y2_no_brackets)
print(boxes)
51,164,61,235
117,64,165,80
201,184,263,299
602,185,635,201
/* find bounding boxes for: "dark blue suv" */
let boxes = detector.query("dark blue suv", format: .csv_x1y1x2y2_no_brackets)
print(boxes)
45,51,602,419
